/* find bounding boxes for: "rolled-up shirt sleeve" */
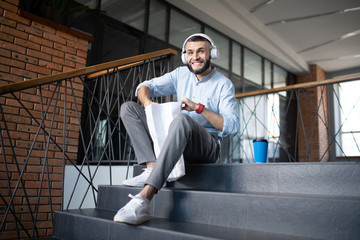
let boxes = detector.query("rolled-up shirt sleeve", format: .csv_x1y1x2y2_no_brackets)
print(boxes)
135,71,177,97
219,82,240,137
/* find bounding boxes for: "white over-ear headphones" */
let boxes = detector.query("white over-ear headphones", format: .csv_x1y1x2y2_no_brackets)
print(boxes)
181,33,219,64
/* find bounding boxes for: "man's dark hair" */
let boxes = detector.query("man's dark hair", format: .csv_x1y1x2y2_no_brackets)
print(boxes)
187,36,211,45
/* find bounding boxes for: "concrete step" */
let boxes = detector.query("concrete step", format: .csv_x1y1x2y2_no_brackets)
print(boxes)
96,185,360,240
133,162,360,197
53,208,318,240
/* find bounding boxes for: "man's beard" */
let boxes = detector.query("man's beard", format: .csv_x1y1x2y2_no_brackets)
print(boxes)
187,58,211,75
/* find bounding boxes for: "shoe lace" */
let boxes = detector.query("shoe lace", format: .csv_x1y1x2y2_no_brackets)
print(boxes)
128,194,144,205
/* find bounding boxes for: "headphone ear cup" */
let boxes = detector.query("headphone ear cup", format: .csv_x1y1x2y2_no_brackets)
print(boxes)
181,52,188,64
211,47,219,60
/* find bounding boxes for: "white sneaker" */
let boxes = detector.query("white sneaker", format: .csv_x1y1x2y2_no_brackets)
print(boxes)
113,194,150,225
122,168,152,187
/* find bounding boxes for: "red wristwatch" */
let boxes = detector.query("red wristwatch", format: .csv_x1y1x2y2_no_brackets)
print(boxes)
196,103,204,114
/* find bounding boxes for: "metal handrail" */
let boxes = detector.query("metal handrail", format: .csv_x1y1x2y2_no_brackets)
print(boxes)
0,48,177,95
235,73,360,98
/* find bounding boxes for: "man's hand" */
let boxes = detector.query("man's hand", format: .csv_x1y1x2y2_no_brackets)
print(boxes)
181,97,224,131
181,97,199,112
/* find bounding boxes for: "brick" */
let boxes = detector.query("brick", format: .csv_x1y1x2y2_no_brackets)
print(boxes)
29,34,53,48
32,21,56,35
4,9,30,25
77,49,87,58
57,30,78,42
25,165,43,173
2,113,31,125
53,56,75,68
8,130,29,140
0,56,25,69
43,32,66,45
12,52,38,65
16,22,25,31
0,1,18,13
65,53,86,65
0,48,11,57
51,56,64,65
26,63,51,76
79,38,89,46
0,31,14,42
0,16,17,28
67,40,88,52
0,64,10,73
0,40,26,54
75,63,86,69
1,25,28,40
27,49,51,61
10,67,37,79
15,37,41,51
54,42,76,55
41,46,64,58
38,59,62,72
6,97,33,109
6,0,20,6
17,140,43,149
62,66,75,72
23,25,43,37
1,105,19,115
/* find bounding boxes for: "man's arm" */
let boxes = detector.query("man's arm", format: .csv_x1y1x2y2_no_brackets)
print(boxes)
181,97,224,131
137,86,156,108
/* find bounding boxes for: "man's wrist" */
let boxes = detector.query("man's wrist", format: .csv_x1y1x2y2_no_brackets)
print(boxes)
196,103,205,114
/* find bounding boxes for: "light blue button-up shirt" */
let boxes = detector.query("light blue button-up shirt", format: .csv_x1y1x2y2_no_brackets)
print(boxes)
135,66,239,137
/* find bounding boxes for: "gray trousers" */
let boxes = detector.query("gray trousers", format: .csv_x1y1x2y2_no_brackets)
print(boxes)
120,101,220,190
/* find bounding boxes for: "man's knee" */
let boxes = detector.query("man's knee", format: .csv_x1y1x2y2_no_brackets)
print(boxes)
171,113,192,132
120,101,138,119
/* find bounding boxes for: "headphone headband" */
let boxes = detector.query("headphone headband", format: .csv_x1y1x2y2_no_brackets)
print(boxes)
181,33,219,64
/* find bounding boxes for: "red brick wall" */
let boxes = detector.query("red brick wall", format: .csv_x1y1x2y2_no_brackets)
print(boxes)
297,65,329,162
0,0,91,238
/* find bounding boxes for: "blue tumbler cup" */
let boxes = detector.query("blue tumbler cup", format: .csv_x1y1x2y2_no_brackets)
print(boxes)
253,139,268,163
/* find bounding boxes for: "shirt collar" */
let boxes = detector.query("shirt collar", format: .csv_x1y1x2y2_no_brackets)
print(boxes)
194,66,216,83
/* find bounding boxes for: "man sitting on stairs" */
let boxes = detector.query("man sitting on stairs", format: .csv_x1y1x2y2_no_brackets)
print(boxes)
114,33,240,225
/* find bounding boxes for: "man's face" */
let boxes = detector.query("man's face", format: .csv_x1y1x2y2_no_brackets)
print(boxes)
185,41,211,75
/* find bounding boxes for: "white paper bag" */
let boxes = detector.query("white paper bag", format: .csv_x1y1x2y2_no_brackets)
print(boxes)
145,102,185,182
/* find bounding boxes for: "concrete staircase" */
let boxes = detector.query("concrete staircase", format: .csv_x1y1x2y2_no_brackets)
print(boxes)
53,163,360,239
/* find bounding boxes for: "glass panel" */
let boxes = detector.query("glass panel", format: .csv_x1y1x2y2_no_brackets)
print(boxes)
149,0,167,41
267,94,280,159
101,0,146,31
232,42,241,76
169,10,201,49
273,65,287,88
341,133,360,156
339,81,360,132
243,79,261,93
335,80,360,157
231,75,242,94
264,59,271,89
273,65,287,96
244,48,262,85
100,25,140,62
205,28,229,70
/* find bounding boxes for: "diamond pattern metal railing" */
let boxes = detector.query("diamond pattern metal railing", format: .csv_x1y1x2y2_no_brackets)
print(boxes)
230,74,360,164
0,49,176,239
